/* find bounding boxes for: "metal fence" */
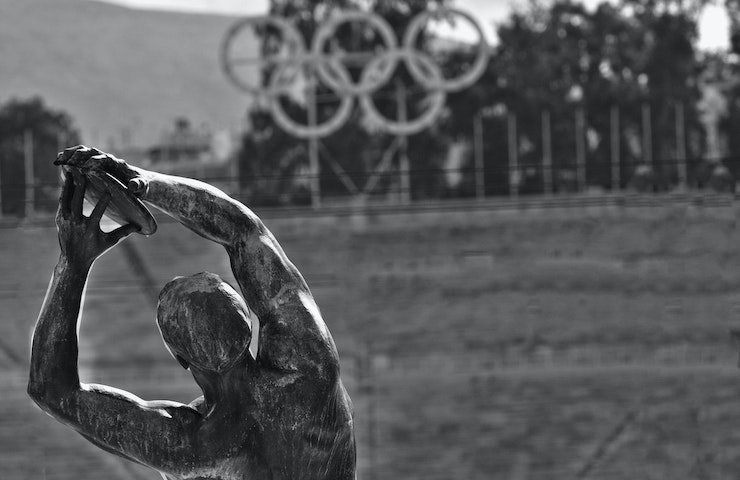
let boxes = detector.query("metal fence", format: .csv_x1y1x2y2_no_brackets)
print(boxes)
0,99,736,217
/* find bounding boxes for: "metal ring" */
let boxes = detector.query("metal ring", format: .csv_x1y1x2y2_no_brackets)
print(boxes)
268,62,355,139
222,9,489,138
221,16,307,95
402,7,489,92
311,11,399,96
358,51,446,136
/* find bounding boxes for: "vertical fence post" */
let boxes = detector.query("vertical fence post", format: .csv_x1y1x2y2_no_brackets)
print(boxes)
473,111,485,199
676,102,687,188
610,106,620,191
575,106,586,192
542,110,552,195
307,84,321,208
308,138,321,208
24,129,34,219
508,112,518,198
642,103,652,168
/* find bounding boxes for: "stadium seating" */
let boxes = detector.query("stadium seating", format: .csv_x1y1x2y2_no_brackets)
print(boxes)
4,201,740,478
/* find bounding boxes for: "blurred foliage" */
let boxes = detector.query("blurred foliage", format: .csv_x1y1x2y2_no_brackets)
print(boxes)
238,0,724,203
238,0,453,205
0,97,80,216
722,1,740,176
449,0,708,193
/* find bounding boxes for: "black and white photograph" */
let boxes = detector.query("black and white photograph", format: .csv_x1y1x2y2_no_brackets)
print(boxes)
2,0,740,478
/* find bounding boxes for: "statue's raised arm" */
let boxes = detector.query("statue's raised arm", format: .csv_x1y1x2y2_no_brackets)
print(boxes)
28,170,205,474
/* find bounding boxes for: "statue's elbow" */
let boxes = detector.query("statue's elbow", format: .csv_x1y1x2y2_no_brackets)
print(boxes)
27,376,52,406
27,377,65,414
27,377,49,408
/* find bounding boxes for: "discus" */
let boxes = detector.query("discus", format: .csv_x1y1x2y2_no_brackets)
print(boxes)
61,166,157,236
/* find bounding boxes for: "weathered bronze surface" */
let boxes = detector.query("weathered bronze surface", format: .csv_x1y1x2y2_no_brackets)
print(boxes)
29,146,356,480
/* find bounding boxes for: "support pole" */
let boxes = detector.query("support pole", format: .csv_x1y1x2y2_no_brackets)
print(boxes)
396,80,410,204
307,85,321,208
473,111,485,199
364,139,400,196
507,112,518,198
308,138,320,208
610,106,620,191
24,129,34,219
542,110,552,195
575,106,586,192
676,102,687,188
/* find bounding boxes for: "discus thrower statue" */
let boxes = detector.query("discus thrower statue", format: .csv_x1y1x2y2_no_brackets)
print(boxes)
28,145,355,480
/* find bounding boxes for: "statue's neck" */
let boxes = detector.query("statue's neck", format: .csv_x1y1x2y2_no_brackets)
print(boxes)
191,362,250,414
191,369,226,412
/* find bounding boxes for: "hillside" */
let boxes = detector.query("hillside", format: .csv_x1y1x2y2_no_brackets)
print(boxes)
3,199,740,478
0,0,256,146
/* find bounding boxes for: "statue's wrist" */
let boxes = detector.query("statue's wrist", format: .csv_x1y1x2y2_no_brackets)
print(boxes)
56,255,92,276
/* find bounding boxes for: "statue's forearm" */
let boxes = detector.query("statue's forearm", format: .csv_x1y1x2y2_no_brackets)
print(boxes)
135,169,260,246
28,257,88,406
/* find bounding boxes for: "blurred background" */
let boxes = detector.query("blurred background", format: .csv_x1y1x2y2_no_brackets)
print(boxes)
4,0,740,478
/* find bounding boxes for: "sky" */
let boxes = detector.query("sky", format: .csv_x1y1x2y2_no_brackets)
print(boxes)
94,0,730,51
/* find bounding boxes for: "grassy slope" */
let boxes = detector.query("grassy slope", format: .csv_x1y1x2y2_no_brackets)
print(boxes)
0,0,255,145
3,204,740,478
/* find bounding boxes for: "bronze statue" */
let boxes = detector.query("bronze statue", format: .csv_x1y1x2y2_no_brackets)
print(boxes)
28,146,356,480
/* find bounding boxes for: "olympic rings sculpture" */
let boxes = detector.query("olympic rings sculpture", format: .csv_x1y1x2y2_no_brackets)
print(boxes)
221,8,489,139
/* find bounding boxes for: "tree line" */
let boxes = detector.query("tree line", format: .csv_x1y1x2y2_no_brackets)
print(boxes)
237,0,740,204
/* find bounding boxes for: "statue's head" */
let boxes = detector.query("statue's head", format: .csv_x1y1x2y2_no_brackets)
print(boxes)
157,272,252,374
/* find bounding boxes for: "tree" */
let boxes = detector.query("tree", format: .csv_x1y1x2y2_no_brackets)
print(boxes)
0,97,80,216
445,0,706,194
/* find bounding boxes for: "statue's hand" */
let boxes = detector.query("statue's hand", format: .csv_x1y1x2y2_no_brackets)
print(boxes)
54,145,148,198
56,170,139,269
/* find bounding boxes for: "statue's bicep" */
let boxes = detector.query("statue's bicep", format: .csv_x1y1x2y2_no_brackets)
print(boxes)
70,385,203,473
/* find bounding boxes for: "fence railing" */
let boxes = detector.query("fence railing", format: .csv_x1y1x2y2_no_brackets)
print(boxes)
1,101,736,216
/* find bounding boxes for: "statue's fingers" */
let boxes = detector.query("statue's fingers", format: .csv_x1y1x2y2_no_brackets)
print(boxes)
53,145,86,166
59,171,74,218
70,169,86,220
89,154,115,171
106,223,140,246
68,147,95,168
89,191,112,224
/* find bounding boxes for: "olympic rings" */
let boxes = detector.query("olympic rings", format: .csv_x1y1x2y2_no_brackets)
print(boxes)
403,9,490,92
311,11,399,96
221,16,307,95
221,8,489,138
358,51,447,136
268,61,356,139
